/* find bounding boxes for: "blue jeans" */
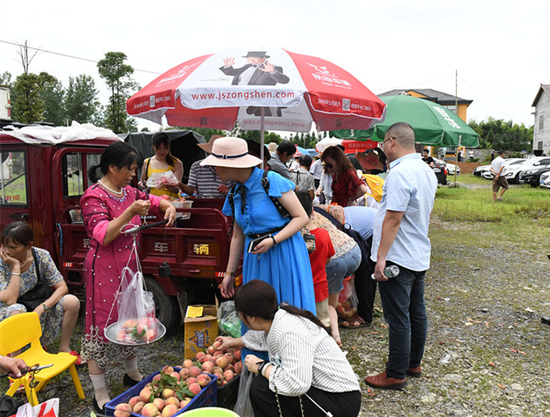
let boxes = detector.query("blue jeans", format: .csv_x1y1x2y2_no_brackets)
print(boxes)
378,262,428,379
326,244,362,294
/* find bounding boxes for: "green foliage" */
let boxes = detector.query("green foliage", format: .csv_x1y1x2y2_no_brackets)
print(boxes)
65,75,100,124
0,72,11,85
469,118,533,152
39,72,66,126
289,131,318,148
97,52,139,133
11,73,45,123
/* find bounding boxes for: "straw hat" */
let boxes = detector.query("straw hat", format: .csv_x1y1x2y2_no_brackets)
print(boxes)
197,135,224,154
200,137,262,168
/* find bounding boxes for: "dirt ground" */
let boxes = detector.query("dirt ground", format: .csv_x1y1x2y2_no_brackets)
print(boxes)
15,214,550,416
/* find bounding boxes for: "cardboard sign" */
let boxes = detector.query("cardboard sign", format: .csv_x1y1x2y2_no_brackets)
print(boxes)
184,304,218,359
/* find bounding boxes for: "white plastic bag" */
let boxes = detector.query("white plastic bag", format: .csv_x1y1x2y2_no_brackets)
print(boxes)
233,367,255,417
146,171,179,188
114,267,158,344
16,398,59,417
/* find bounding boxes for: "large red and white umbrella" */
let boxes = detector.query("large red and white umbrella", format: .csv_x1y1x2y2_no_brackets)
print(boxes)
127,48,386,134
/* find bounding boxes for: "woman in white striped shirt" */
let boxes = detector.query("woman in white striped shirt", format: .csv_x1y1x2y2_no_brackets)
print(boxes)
215,280,361,417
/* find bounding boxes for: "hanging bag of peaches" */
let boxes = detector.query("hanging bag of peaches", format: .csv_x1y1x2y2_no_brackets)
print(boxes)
113,267,160,344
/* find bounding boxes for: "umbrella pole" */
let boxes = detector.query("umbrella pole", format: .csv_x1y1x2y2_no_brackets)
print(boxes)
260,107,265,169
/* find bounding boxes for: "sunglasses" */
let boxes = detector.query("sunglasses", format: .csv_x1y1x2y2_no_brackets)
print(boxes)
324,163,334,169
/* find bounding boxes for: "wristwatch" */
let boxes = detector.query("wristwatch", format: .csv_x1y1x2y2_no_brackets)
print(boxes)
43,303,48,311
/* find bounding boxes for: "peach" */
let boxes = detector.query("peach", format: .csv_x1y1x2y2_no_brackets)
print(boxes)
195,351,206,361
224,352,234,363
128,396,141,407
179,367,190,380
213,340,223,350
188,382,202,395
133,402,145,414
213,366,223,375
215,356,229,369
153,398,165,411
233,348,241,361
114,410,131,417
197,373,211,387
115,403,132,412
161,388,175,399
117,330,128,341
162,365,174,375
234,361,242,374
213,351,224,358
214,372,224,385
206,345,216,355
223,369,234,382
182,359,194,369
145,329,157,341
162,404,178,417
222,379,228,386
123,319,138,328
180,398,192,408
186,377,197,385
170,371,181,381
165,396,179,407
141,403,158,417
140,387,152,403
153,374,162,382
189,366,201,377
201,361,214,373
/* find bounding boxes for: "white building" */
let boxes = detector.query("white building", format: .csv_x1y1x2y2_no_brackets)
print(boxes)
0,85,10,120
532,84,550,156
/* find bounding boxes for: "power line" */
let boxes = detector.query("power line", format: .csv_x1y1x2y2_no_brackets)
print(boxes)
0,39,161,75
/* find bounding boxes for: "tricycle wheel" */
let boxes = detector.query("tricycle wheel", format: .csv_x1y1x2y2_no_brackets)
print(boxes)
144,276,181,333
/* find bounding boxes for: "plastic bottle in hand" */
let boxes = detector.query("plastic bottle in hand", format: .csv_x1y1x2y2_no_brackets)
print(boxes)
371,265,400,280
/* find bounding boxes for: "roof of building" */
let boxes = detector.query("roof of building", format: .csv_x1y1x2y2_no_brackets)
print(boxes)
531,84,550,107
379,88,473,105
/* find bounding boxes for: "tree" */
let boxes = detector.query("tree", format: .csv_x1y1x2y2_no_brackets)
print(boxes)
39,72,66,126
65,75,100,124
97,52,139,133
0,72,11,86
10,73,44,124
469,118,533,152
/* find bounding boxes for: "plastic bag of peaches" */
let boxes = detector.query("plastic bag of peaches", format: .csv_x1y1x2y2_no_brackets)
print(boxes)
114,268,161,344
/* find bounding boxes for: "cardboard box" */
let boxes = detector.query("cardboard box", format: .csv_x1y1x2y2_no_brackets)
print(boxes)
184,304,218,359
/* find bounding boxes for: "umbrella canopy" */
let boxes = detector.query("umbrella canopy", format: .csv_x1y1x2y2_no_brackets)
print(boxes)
127,48,386,133
315,137,378,154
332,94,479,147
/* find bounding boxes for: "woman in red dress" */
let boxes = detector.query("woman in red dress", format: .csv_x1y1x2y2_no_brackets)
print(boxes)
321,146,368,207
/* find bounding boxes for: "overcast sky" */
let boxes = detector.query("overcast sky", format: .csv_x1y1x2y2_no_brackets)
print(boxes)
1,0,547,133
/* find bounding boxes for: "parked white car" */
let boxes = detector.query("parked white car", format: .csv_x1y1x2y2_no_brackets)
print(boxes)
433,158,461,175
502,158,550,183
540,172,550,188
481,159,526,180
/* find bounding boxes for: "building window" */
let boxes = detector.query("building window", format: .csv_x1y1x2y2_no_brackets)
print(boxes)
539,113,544,132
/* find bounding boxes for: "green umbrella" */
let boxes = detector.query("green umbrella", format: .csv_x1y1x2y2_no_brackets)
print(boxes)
332,94,479,147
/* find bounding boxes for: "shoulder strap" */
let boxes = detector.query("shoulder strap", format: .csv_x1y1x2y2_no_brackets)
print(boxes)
145,158,151,179
262,171,290,219
31,248,42,283
313,206,344,231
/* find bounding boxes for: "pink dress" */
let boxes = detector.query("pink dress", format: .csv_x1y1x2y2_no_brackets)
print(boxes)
80,184,161,366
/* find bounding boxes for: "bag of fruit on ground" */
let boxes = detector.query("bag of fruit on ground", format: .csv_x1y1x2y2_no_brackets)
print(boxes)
336,276,358,321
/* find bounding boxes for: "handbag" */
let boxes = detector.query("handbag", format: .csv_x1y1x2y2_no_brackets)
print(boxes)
17,249,53,312
0,394,24,417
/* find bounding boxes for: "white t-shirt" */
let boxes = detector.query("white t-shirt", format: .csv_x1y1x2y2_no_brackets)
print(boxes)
491,156,504,174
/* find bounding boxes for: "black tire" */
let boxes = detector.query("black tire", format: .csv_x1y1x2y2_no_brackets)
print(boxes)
144,275,181,333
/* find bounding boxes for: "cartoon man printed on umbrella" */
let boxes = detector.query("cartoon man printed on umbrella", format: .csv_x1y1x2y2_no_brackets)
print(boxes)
220,51,289,117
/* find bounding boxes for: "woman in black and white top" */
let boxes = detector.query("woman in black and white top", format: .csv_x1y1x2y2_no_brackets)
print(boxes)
215,279,361,417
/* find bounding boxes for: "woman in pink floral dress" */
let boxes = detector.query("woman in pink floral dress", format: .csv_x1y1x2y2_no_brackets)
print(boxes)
80,141,176,414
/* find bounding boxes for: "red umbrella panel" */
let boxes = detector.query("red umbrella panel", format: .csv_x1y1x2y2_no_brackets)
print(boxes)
127,48,386,133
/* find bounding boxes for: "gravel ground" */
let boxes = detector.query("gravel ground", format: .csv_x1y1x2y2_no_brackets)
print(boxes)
17,212,550,416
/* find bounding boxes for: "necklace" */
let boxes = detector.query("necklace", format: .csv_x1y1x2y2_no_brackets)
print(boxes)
98,179,123,195
19,250,31,269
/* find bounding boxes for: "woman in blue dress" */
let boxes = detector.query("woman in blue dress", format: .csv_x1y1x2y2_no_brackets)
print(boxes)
201,137,315,315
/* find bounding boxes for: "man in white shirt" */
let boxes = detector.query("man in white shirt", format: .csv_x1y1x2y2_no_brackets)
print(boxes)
490,150,508,202
366,122,437,390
